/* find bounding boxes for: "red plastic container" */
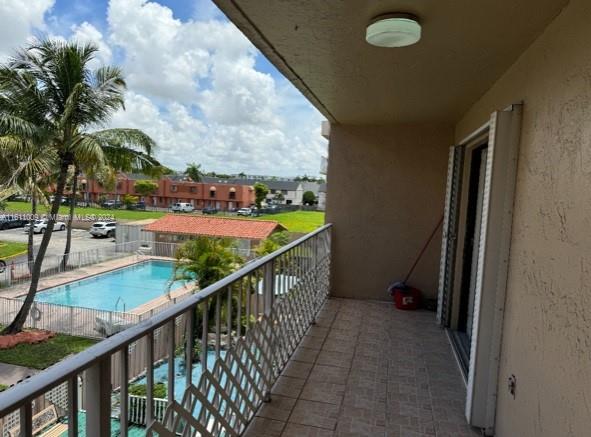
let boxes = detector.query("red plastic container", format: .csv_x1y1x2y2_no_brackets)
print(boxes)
392,286,422,310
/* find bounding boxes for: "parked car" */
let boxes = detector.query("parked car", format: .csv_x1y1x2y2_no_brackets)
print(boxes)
0,260,6,273
89,221,116,238
132,201,146,210
202,207,218,215
0,216,28,230
101,200,122,209
24,219,66,234
237,208,252,216
171,202,194,213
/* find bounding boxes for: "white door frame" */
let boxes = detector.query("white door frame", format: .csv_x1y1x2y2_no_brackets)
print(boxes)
438,104,522,435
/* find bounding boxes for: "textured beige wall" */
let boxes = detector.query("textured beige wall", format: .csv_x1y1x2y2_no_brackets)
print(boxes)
326,124,452,301
456,1,591,435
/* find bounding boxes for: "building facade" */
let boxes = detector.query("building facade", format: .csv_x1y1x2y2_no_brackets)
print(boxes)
82,173,255,211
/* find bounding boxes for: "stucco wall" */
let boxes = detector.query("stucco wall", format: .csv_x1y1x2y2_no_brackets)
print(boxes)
326,124,452,301
456,1,591,435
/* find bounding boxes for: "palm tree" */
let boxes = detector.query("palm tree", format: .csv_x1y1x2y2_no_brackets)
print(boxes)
172,237,243,289
172,237,244,342
184,162,203,182
0,39,159,334
0,139,56,268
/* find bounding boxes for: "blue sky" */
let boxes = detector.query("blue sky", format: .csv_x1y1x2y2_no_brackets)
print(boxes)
0,0,326,176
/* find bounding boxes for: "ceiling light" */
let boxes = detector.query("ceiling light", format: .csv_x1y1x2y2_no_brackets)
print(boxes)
366,13,421,48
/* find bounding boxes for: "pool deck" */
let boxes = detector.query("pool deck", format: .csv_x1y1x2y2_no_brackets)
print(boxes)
0,255,193,312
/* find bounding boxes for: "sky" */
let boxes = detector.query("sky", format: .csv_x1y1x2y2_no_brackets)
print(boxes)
0,0,327,177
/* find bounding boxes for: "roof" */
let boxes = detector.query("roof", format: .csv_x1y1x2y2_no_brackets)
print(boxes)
143,214,285,240
229,178,301,191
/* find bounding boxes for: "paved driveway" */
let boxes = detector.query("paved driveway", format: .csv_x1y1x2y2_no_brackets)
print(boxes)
0,227,115,264
0,362,39,387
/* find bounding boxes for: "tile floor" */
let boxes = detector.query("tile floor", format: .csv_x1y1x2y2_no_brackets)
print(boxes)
244,298,481,437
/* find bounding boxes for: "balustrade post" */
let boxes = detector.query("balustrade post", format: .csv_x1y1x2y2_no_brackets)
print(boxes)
263,260,274,316
84,356,111,436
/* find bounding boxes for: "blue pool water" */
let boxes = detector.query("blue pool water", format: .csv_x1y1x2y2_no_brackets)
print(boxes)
35,260,183,311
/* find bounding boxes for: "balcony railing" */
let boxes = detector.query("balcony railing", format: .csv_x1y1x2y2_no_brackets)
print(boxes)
0,224,331,436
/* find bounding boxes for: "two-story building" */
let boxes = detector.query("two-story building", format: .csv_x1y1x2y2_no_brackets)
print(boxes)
82,173,255,211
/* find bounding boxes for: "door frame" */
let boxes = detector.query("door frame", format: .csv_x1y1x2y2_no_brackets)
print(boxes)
437,104,523,435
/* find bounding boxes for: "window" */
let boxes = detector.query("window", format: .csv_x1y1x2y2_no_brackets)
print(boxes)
210,190,216,198
190,186,196,193
171,185,178,192
229,188,236,200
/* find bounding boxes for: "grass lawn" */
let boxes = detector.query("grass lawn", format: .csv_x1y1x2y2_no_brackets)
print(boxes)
257,211,325,233
0,333,97,370
5,201,165,221
5,201,325,232
0,241,27,259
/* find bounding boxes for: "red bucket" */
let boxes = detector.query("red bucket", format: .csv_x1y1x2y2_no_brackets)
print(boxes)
390,284,422,310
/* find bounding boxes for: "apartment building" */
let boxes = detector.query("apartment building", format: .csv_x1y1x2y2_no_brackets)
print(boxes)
82,173,255,211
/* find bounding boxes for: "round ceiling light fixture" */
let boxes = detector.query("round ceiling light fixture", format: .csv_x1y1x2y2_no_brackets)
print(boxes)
366,13,421,48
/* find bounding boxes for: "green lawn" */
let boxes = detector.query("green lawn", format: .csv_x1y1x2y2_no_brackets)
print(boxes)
257,211,325,233
0,241,27,259
5,201,165,221
5,201,325,233
0,333,97,370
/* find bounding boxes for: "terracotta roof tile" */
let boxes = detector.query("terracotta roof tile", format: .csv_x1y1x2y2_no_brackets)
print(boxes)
143,214,284,240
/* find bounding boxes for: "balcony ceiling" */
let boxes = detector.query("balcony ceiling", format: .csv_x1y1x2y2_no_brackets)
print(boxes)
214,0,568,124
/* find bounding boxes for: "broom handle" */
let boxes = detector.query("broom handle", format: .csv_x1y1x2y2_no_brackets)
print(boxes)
404,215,444,284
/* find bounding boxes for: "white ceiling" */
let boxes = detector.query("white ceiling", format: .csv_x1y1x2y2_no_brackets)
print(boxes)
214,0,569,124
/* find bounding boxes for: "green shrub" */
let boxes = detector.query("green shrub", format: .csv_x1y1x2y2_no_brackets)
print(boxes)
129,382,167,399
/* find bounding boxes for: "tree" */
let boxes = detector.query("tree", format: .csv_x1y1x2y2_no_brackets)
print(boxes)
255,231,289,257
134,179,158,198
254,182,269,208
173,237,243,289
185,162,202,182
0,137,56,266
0,39,159,334
123,194,139,209
302,190,316,205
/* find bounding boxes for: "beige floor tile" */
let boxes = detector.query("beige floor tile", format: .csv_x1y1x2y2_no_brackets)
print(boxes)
256,395,297,422
308,364,350,384
272,376,306,398
291,346,320,364
316,350,353,368
289,399,340,430
282,360,313,379
243,417,286,437
300,381,345,405
300,335,325,350
281,423,335,437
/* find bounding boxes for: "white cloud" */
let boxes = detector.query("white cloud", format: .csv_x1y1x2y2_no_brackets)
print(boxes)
0,0,54,59
0,0,327,176
71,21,112,65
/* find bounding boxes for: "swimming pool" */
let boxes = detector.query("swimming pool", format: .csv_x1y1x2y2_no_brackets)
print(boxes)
35,260,183,311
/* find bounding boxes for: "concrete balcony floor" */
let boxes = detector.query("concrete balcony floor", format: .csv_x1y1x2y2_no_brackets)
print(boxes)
244,298,480,437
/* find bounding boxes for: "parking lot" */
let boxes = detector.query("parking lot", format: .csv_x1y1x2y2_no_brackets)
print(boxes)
0,226,116,264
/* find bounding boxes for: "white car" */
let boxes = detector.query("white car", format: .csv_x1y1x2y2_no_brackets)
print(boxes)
24,220,66,234
171,202,194,213
89,221,116,238
237,208,252,216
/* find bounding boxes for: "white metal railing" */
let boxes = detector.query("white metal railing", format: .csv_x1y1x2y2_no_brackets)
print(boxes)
0,224,331,436
0,270,192,339
0,241,142,287
128,395,167,425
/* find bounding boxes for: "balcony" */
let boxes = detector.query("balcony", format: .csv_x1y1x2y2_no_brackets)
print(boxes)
0,224,480,436
245,299,478,437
